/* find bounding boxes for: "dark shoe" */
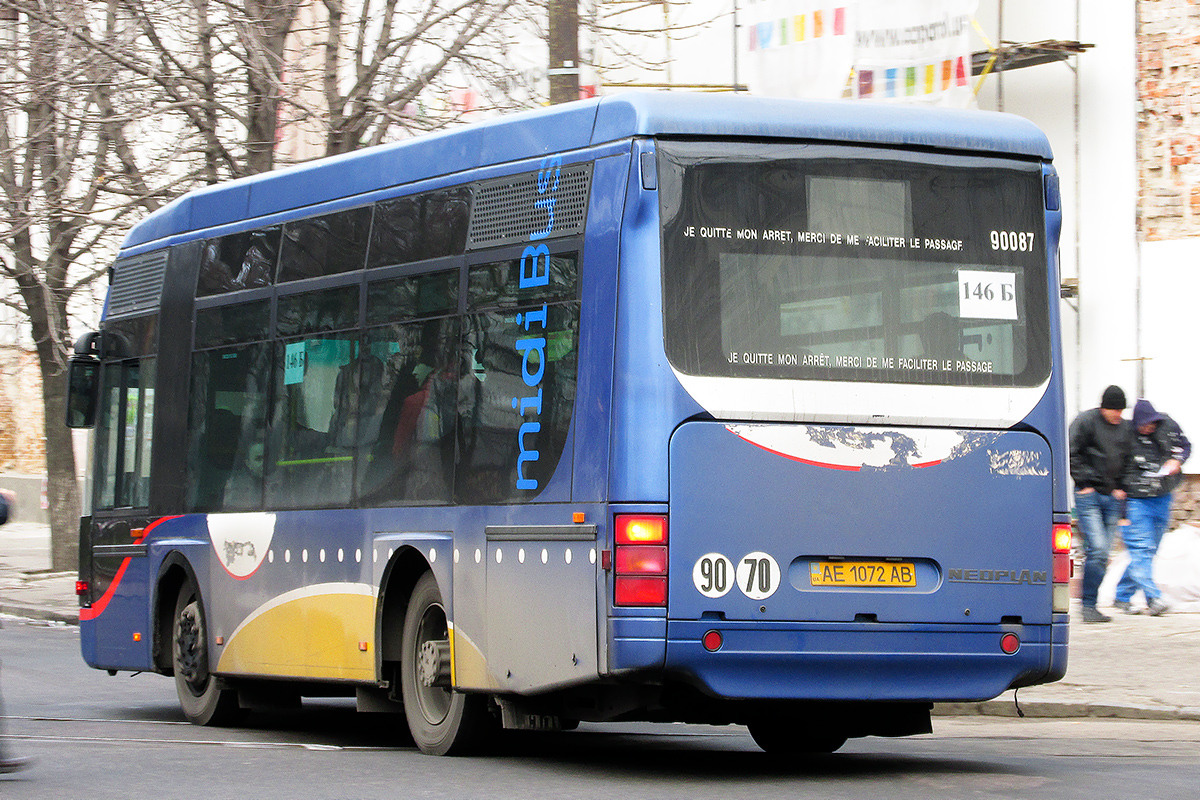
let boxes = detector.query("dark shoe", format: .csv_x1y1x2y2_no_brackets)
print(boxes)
1081,606,1111,623
1113,600,1138,614
0,755,33,774
1148,599,1170,616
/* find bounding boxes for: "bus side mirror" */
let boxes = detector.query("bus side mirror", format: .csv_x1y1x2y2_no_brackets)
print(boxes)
66,332,102,429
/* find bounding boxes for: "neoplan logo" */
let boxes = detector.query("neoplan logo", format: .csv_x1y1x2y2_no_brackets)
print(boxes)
947,568,1047,585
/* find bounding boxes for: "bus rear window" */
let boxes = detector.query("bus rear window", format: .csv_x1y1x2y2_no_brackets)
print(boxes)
659,142,1050,387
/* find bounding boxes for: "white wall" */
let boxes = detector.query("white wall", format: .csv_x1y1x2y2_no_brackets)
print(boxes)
1140,239,1200,441
972,2,1141,423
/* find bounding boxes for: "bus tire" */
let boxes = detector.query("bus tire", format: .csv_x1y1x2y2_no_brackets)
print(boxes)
747,719,846,755
172,581,243,726
400,571,493,755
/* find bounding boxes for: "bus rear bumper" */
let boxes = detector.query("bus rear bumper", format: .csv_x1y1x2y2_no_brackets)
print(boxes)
664,619,1065,702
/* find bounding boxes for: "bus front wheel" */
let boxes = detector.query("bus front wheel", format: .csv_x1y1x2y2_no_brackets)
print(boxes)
747,719,847,755
400,571,493,755
172,582,242,726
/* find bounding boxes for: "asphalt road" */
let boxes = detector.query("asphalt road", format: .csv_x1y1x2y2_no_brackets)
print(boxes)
3,619,1200,800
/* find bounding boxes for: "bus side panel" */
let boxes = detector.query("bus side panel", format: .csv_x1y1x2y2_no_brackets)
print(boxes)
80,516,154,671
483,512,603,694
80,558,153,671
571,153,628,503
609,139,704,504
203,509,376,682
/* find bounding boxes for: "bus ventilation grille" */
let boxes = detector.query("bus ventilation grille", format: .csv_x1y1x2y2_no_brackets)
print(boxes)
107,250,169,319
467,162,592,251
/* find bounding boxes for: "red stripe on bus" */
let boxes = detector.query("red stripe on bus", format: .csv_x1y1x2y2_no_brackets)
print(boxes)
79,556,131,621
78,516,183,622
743,439,863,472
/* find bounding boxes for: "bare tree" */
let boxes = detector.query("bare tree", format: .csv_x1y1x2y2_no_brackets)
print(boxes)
77,0,538,176
0,1,178,569
0,0,545,568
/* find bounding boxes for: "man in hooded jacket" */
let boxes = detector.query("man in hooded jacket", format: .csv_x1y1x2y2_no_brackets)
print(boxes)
1113,399,1191,616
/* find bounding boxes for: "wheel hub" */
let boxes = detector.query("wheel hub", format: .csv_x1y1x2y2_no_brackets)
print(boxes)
175,604,208,689
418,639,451,687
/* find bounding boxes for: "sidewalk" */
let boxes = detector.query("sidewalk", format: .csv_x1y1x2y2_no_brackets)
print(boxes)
2,520,1199,722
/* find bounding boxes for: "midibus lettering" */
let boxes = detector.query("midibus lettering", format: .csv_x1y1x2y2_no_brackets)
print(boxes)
520,244,551,285
533,197,555,240
516,421,541,490
515,337,546,386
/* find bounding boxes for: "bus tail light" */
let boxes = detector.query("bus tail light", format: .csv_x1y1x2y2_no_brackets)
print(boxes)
614,514,668,607
615,515,668,545
1052,522,1072,613
615,576,667,606
1052,523,1071,554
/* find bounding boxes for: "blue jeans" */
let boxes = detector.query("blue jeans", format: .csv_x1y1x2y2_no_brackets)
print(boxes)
1115,494,1173,604
1075,489,1123,608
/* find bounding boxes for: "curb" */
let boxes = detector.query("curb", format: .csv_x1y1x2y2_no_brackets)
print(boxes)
0,603,79,626
935,700,1200,721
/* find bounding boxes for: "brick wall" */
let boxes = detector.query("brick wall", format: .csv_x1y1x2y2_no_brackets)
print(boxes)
1136,2,1200,527
0,345,46,474
1137,0,1200,240
1172,475,1200,529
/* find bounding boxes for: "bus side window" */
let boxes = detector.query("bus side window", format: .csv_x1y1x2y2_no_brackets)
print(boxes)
186,344,270,512
358,318,459,507
454,304,579,504
278,207,371,284
267,336,358,509
197,228,280,297
367,187,469,270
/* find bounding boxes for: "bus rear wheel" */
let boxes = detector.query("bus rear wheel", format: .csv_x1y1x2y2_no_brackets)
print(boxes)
172,582,242,726
747,719,847,755
400,572,493,755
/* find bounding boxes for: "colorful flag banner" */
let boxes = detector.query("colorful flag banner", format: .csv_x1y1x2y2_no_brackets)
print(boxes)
742,1,855,100
852,0,977,106
739,0,977,107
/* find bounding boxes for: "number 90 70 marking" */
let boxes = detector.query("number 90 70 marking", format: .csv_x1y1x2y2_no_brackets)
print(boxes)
692,552,779,600
692,553,734,598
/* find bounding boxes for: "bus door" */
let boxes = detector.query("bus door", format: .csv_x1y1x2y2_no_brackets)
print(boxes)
80,356,157,670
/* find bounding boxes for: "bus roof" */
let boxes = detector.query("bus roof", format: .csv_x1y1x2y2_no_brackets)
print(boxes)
123,92,1052,250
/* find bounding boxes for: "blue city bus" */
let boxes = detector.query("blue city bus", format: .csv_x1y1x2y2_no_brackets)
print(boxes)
66,92,1070,755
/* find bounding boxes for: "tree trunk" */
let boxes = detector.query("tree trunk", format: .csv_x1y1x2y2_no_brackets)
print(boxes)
41,367,80,572
548,0,579,105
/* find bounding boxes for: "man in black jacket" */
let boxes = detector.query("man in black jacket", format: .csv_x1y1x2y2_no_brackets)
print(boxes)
1113,399,1191,616
1069,385,1133,623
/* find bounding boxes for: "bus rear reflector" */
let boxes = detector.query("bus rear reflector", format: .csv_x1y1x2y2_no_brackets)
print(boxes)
614,545,667,574
615,576,667,606
615,515,668,544
1053,553,1072,584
